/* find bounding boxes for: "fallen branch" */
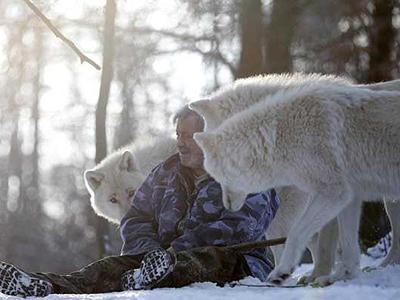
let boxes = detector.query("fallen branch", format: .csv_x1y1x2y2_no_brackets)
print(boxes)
225,237,286,252
22,0,101,70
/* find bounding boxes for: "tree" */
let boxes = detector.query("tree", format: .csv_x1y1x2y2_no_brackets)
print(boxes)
94,0,117,258
367,0,396,82
265,0,302,73
236,0,264,78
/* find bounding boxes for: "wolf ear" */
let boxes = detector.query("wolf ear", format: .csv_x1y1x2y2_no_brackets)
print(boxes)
189,99,210,114
189,99,218,130
119,151,138,172
84,170,104,192
193,132,218,152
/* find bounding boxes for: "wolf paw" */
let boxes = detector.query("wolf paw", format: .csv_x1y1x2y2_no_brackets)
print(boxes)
297,274,315,286
267,268,292,285
297,268,332,286
312,266,358,287
311,275,336,287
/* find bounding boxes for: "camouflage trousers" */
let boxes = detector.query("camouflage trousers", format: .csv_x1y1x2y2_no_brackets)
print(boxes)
34,246,250,294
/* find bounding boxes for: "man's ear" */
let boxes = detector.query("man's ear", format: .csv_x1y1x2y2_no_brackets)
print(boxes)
189,99,219,130
119,151,138,172
84,170,104,192
193,132,218,152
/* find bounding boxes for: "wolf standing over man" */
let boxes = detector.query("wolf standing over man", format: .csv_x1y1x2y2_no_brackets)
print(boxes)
0,105,279,297
193,81,400,285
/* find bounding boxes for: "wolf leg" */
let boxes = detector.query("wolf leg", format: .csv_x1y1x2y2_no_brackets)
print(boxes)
313,200,361,286
265,199,294,266
299,218,338,284
267,187,351,285
267,186,308,266
380,199,400,266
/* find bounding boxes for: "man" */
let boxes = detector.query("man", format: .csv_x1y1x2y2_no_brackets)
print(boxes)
0,106,279,297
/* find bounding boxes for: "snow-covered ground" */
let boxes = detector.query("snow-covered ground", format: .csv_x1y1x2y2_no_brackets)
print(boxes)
1,256,400,300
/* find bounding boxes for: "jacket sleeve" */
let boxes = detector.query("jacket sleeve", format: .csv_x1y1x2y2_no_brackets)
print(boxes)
120,168,162,256
170,182,279,251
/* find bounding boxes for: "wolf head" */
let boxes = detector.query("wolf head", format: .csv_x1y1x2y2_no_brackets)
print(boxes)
194,131,257,211
84,150,145,224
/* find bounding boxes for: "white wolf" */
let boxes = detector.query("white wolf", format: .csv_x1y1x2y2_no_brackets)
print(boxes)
193,83,400,285
84,136,177,224
190,73,400,283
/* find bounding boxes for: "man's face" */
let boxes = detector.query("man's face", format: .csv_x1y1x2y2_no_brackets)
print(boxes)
176,114,204,170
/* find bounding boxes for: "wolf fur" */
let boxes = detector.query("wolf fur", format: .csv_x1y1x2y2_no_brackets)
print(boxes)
84,136,177,224
191,73,351,131
194,83,400,285
190,73,400,131
190,73,400,283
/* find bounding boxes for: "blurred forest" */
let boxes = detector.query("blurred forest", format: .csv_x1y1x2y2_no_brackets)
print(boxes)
0,0,399,273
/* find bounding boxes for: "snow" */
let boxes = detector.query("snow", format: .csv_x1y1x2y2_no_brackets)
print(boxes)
1,256,400,299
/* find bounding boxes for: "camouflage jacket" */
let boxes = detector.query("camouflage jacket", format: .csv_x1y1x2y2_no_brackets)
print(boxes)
120,154,280,281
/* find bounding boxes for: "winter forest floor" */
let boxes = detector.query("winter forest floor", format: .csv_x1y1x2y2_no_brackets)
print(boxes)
1,256,400,300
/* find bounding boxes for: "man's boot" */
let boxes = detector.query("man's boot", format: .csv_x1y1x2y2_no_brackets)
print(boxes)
0,261,53,297
121,246,249,290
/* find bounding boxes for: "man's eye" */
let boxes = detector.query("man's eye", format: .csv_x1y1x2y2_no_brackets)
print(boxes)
128,189,136,197
109,197,118,204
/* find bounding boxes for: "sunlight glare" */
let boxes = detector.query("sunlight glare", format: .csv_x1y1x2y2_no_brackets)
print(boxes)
43,199,65,220
41,63,72,111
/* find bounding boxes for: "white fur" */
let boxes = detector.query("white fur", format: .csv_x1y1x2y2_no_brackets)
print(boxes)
194,82,400,284
189,73,400,131
190,73,352,131
84,136,177,224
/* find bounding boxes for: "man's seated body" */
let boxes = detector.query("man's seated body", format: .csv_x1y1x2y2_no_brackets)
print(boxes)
0,106,279,297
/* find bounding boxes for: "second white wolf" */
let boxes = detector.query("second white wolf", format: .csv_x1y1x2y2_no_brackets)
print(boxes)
84,137,177,224
193,78,400,285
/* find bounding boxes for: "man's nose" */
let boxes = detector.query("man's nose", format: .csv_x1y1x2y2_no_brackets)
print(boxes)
177,136,185,147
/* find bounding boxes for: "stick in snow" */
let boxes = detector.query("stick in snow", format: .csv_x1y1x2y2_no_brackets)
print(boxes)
225,237,286,252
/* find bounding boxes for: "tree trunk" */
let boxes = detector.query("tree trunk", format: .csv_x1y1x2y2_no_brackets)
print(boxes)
94,0,117,258
236,0,264,78
367,0,395,82
113,72,136,149
28,23,44,216
265,0,301,73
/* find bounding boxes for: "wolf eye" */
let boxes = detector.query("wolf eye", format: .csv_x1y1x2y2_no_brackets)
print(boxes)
109,196,118,204
128,189,136,197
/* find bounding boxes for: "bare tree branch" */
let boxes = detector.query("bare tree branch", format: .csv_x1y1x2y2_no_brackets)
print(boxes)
181,46,237,76
132,26,214,42
21,0,101,70
128,26,237,75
